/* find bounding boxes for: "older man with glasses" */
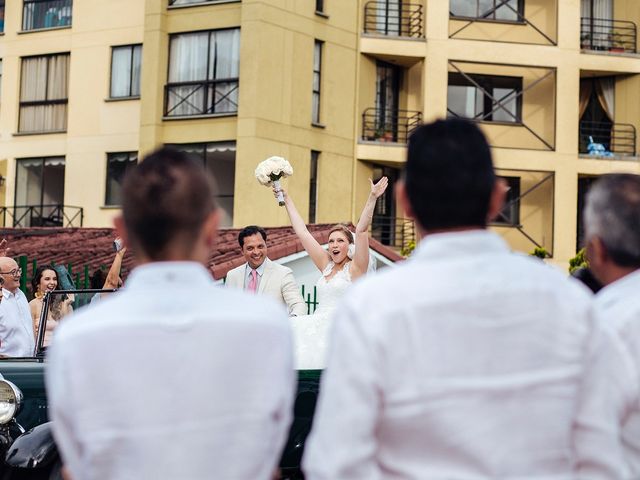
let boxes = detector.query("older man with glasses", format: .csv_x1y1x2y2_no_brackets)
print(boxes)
0,257,35,357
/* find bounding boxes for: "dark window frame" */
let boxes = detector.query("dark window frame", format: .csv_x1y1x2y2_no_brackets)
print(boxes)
0,0,5,33
109,44,142,99
315,0,324,13
450,0,525,23
448,72,523,124
105,152,138,206
164,28,240,117
309,150,319,223
312,40,323,125
494,176,521,226
22,0,73,31
13,156,65,207
18,52,70,134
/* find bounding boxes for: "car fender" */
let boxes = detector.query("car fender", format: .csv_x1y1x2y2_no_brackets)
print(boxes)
5,422,58,469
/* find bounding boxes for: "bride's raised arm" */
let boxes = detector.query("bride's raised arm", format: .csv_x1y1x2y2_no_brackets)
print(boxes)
351,177,389,279
277,187,331,272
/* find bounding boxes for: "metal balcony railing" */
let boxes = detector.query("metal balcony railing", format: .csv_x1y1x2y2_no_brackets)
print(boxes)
22,0,72,30
580,18,637,53
362,108,422,144
0,205,83,228
371,216,415,252
164,79,239,117
363,1,424,38
579,121,637,156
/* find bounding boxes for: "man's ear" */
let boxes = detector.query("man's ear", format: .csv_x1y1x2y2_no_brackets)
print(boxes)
487,177,508,223
113,215,129,248
586,235,608,269
395,180,415,221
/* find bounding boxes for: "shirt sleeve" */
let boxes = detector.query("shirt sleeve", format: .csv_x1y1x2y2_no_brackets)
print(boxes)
302,297,382,480
573,320,638,480
45,338,84,478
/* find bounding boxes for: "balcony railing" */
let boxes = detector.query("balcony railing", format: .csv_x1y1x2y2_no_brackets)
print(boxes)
362,108,422,144
23,0,72,31
164,79,239,117
371,215,415,252
363,1,424,38
0,205,83,228
579,121,637,156
580,18,637,53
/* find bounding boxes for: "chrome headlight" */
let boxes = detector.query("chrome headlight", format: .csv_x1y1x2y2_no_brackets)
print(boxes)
0,380,23,425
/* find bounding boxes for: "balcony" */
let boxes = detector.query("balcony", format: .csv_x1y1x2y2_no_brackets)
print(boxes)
363,1,424,38
579,121,636,157
580,18,637,54
371,215,415,252
22,0,72,31
0,205,83,228
361,108,422,144
164,79,239,118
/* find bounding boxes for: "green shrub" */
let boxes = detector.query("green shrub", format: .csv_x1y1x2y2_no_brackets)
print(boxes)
530,246,550,259
401,241,416,257
569,248,588,274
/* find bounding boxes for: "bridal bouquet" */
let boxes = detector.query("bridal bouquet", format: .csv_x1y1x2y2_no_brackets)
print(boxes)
255,156,294,206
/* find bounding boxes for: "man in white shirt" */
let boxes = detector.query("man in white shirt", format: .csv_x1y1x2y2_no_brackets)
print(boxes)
573,174,640,479
226,225,307,316
46,148,295,480
303,118,593,479
0,257,35,357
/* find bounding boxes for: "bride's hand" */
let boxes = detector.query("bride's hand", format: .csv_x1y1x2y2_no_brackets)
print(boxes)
272,185,288,200
370,177,389,199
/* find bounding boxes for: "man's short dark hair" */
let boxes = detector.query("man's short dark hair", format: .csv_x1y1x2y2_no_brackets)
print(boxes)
585,173,640,267
404,119,495,231
122,147,217,260
238,226,267,248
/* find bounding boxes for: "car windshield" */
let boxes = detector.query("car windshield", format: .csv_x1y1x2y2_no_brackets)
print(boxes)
37,289,116,354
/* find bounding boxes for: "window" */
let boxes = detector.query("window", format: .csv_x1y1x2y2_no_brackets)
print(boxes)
23,0,72,31
14,157,65,227
450,0,524,22
447,73,522,123
169,0,236,5
0,0,5,33
166,142,236,226
165,28,240,117
19,53,70,133
315,0,324,13
312,40,323,124
494,176,520,225
110,45,142,99
309,151,319,223
0,60,3,107
105,152,138,206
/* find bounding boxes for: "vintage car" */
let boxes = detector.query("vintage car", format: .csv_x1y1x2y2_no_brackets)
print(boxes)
0,290,320,479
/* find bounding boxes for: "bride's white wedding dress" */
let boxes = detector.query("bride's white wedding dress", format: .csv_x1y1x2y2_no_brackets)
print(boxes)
290,261,352,370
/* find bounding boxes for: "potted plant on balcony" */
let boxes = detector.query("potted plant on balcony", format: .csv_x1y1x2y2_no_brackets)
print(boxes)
609,31,626,53
580,32,592,50
374,125,394,142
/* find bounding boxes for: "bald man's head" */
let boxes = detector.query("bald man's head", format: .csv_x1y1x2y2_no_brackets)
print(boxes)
0,257,21,293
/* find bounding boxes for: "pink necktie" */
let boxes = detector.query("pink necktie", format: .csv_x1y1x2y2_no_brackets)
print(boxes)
248,269,258,293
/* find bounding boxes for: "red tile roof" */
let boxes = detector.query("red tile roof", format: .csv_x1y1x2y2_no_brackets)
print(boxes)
0,225,404,282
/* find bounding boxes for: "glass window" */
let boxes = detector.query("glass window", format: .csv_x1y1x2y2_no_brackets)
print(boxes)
19,53,70,133
165,28,240,117
0,0,5,33
169,0,234,5
110,45,142,99
447,73,522,123
450,0,523,22
23,0,73,31
14,157,65,227
165,142,236,227
312,40,323,124
494,176,520,225
315,0,324,13
309,151,319,223
105,152,138,206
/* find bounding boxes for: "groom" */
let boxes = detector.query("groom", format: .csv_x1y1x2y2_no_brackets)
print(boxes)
226,225,307,316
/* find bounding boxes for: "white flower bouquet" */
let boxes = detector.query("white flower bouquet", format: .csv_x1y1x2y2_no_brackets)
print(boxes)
255,156,294,206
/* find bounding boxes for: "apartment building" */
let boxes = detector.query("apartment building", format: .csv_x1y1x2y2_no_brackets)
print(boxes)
0,0,639,266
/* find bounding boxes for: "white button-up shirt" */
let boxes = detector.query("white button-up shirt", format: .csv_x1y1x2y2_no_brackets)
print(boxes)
244,260,266,290
573,269,640,480
0,287,35,357
304,230,593,480
46,261,294,480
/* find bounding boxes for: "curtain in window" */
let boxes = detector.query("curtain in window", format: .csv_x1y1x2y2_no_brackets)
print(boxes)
376,0,400,35
579,80,593,119
595,77,615,121
131,45,142,96
111,47,132,97
211,29,240,113
19,55,68,132
168,32,209,115
582,0,613,48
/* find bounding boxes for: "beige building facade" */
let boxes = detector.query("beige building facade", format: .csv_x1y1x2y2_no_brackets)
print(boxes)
0,0,639,266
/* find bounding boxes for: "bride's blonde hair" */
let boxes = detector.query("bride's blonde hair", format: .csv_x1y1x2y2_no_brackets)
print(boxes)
329,224,354,243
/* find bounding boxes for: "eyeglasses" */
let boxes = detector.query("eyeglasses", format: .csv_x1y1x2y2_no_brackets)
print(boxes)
0,268,22,277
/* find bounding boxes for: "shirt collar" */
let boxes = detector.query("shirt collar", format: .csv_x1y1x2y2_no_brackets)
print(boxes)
2,288,21,299
595,268,640,310
124,262,214,291
246,259,267,277
412,229,510,262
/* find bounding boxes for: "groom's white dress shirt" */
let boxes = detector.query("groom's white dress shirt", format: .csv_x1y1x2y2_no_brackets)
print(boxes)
304,230,593,480
46,262,295,480
573,269,640,480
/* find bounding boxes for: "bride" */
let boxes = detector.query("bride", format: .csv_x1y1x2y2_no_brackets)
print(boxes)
275,177,388,369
